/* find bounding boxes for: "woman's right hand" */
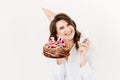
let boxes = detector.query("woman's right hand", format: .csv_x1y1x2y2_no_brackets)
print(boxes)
56,58,64,65
56,56,68,65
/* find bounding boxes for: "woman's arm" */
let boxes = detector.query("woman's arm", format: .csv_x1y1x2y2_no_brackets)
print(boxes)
80,54,87,67
50,58,65,80
78,38,96,80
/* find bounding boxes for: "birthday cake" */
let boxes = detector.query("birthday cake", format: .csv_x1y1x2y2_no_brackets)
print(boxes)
43,37,70,58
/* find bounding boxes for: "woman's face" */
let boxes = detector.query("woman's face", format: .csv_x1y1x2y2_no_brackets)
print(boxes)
56,20,75,41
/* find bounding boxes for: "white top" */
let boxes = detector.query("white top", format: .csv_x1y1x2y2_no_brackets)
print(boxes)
49,38,96,80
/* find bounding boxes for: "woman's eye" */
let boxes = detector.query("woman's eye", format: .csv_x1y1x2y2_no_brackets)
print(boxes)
60,27,64,30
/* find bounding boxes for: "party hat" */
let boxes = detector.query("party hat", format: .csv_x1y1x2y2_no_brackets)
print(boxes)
42,8,56,22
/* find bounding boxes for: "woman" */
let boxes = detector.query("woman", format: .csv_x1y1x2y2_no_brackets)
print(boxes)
49,13,95,80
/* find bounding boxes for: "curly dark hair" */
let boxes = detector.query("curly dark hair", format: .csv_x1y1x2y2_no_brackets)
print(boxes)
49,13,81,49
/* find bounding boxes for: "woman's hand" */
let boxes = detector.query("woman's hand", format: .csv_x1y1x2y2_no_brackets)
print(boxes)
78,39,90,67
79,38,90,56
56,56,68,65
56,58,64,65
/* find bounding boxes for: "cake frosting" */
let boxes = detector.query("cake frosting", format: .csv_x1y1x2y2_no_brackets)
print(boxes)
43,37,70,58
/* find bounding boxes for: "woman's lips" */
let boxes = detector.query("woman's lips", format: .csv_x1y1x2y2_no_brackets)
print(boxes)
65,31,72,36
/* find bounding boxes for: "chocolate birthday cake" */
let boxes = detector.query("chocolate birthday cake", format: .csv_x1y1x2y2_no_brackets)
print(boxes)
43,37,70,58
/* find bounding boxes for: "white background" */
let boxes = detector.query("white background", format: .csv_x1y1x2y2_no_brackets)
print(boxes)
0,0,120,80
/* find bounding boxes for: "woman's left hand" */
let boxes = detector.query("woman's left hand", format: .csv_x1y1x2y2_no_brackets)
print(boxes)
79,38,90,56
78,39,90,67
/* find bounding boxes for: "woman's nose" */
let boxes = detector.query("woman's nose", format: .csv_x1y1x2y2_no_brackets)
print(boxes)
65,27,69,33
